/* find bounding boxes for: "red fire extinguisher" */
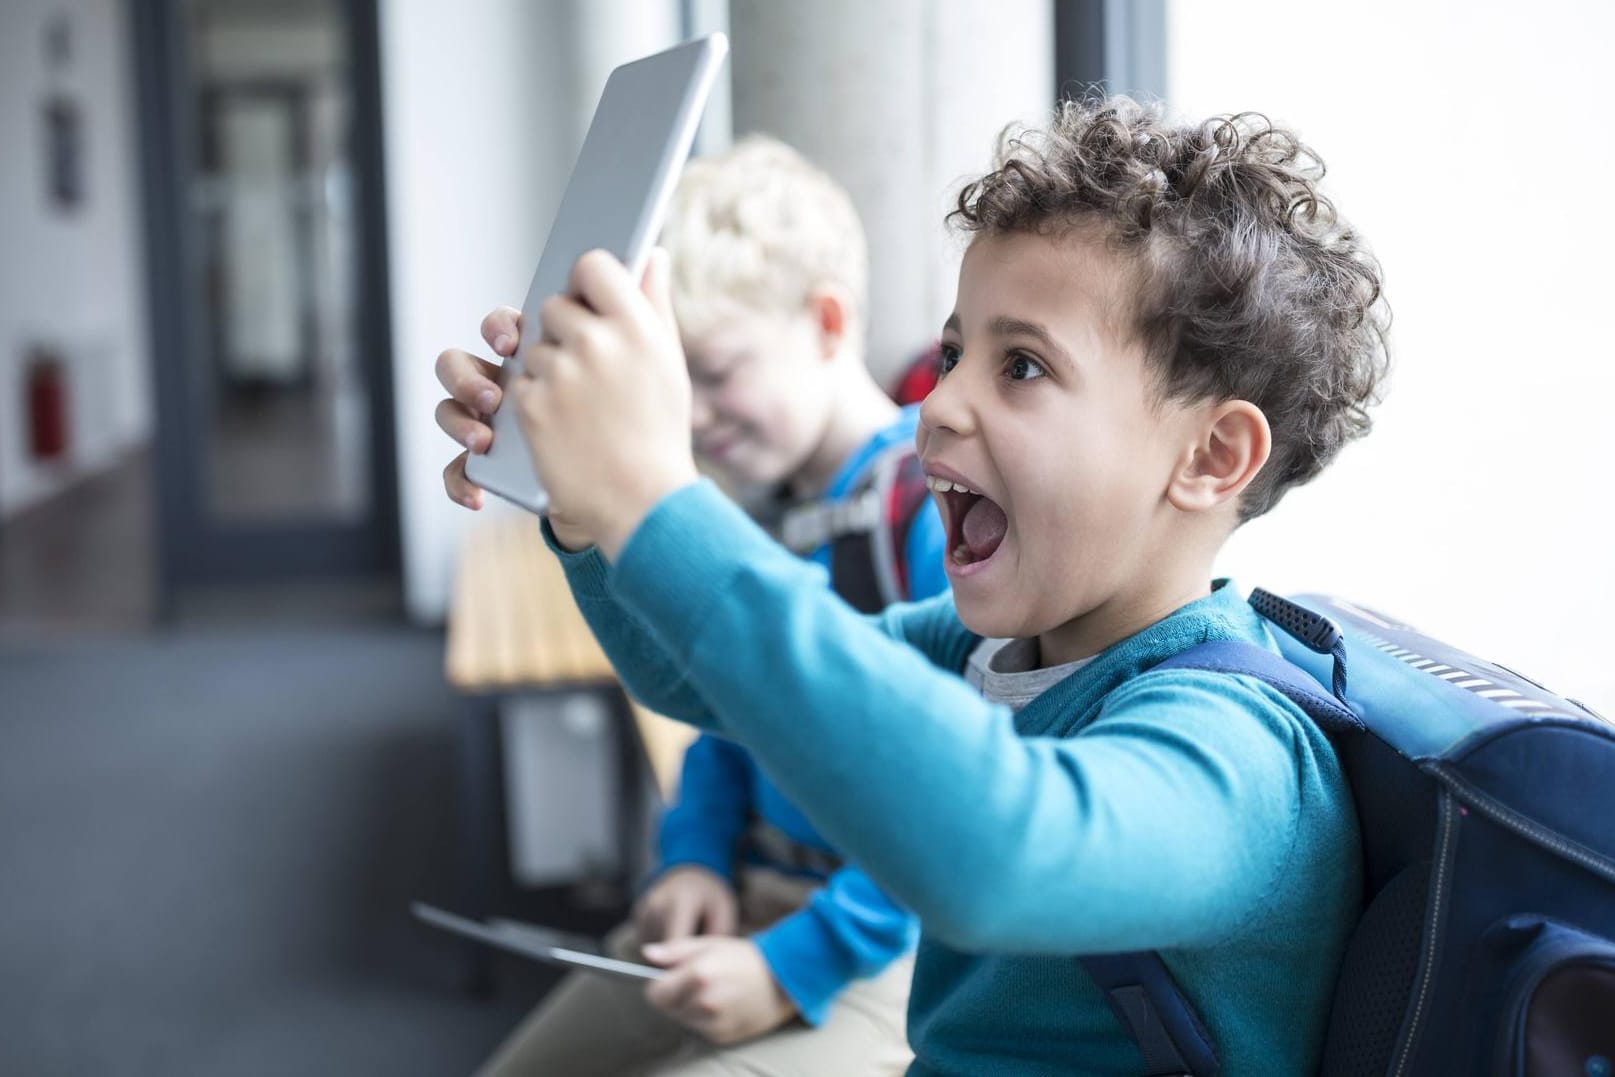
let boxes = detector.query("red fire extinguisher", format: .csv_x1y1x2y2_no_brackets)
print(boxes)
28,348,70,462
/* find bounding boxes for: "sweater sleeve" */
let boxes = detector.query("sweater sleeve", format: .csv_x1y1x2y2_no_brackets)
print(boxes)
655,733,753,880
542,516,725,732
606,481,1318,955
540,508,973,730
753,865,918,1026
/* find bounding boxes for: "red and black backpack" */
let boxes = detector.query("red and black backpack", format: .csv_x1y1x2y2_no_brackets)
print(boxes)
775,445,932,614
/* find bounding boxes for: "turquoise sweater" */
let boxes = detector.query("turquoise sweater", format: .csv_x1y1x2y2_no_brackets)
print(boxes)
550,481,1361,1075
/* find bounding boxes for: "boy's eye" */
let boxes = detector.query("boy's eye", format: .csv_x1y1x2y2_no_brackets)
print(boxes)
937,345,962,376
1006,352,1047,381
690,356,743,388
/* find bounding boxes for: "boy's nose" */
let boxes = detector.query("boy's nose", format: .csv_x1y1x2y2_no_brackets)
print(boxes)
918,360,977,439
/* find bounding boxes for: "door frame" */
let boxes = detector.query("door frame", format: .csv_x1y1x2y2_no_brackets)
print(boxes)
1053,0,1167,103
130,0,399,599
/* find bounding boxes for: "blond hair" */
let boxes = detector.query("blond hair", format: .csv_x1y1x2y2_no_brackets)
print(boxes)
662,135,868,337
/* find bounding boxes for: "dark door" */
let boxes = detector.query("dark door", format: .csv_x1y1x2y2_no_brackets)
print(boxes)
134,0,397,593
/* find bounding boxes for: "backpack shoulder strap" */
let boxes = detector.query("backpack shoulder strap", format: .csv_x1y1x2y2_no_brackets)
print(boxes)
1155,640,1363,735
1080,950,1221,1076
777,487,881,555
777,443,932,612
1078,635,1359,1077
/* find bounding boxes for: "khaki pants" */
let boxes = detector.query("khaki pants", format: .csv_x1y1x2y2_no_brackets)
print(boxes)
476,870,913,1077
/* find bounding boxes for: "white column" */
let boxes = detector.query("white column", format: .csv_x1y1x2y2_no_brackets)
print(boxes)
381,0,678,621
727,0,1052,381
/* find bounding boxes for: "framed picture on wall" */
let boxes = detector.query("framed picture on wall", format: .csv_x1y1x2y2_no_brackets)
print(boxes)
41,13,83,213
43,93,84,211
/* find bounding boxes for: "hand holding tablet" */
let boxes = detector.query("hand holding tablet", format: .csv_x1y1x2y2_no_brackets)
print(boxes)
464,34,728,515
411,902,663,983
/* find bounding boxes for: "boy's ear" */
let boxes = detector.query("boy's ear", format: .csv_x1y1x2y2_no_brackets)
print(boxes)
1165,400,1271,515
806,284,853,360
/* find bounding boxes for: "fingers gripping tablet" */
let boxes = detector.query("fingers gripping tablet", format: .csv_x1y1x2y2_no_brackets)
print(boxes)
465,34,728,514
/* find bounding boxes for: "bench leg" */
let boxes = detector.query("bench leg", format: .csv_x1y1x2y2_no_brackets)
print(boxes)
458,692,502,997
610,690,649,894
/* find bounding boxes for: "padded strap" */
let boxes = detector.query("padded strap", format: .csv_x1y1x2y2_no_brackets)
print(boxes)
778,488,881,553
1080,639,1359,1076
1156,641,1363,735
1080,950,1219,1076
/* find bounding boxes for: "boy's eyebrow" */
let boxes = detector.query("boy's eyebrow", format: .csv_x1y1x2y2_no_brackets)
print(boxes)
991,315,1074,370
943,313,1078,372
941,314,1075,371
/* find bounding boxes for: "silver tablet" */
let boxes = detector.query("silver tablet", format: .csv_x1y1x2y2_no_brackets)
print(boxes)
466,33,728,514
411,902,664,982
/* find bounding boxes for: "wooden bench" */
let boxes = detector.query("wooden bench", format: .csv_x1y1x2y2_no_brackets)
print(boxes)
444,509,695,989
447,509,697,785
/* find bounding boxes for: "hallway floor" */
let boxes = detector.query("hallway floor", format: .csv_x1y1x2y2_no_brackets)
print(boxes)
0,449,158,643
1,627,584,1076
0,460,619,1074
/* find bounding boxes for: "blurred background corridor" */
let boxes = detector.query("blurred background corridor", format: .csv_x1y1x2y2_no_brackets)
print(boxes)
2,1,1611,1073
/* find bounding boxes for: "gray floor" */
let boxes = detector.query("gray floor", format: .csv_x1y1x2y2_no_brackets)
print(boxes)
0,449,158,642
0,627,560,1076
0,440,631,1074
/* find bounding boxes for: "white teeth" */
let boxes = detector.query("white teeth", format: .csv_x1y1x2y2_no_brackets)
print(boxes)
926,475,979,495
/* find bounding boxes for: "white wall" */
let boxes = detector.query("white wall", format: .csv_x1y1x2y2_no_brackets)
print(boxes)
381,0,1054,621
728,0,1054,382
1170,0,1615,714
0,0,151,518
380,0,679,622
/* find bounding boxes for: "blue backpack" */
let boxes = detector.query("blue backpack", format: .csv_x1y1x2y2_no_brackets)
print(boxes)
1085,589,1615,1077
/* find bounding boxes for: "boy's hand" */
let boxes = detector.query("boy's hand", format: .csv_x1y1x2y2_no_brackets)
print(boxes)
508,248,699,559
434,306,592,549
642,936,799,1044
633,864,739,944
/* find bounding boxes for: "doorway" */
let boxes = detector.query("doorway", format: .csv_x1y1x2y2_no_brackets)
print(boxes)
133,0,398,599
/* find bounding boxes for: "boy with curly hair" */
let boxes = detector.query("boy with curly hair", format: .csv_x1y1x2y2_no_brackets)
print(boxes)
439,96,1390,1074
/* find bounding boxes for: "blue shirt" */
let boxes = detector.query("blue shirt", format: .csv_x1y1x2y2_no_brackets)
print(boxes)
656,406,945,1024
549,481,1361,1075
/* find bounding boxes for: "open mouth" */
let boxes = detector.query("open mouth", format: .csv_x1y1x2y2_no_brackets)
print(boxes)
695,433,736,459
925,474,1008,569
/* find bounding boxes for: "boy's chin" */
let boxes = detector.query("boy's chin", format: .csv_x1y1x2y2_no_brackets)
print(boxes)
698,456,763,488
703,450,784,488
952,595,1026,641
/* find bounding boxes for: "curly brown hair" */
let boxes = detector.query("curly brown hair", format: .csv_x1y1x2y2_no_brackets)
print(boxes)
950,95,1390,521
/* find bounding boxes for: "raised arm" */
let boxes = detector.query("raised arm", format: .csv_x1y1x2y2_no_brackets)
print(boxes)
544,513,974,737
544,522,727,731
447,256,1314,954
604,482,1319,955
